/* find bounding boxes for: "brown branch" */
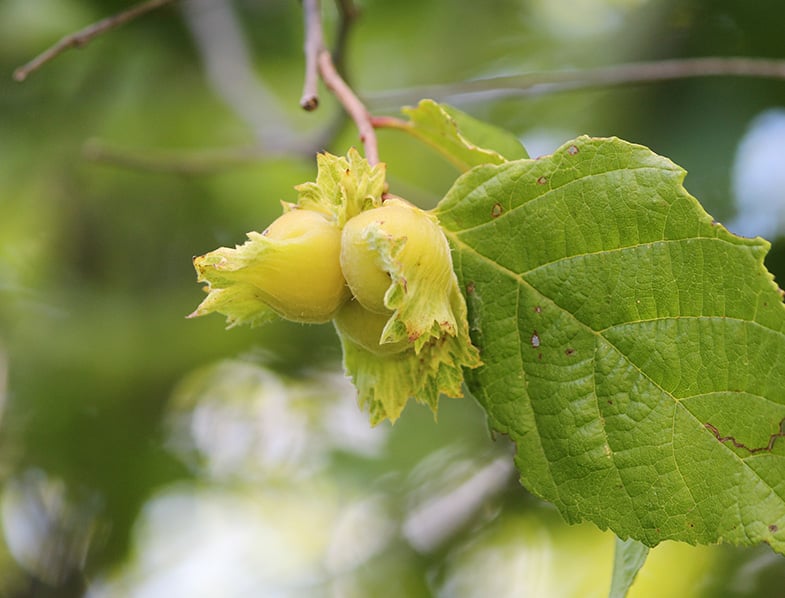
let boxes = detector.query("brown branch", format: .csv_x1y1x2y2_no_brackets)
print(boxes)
365,57,785,107
332,0,360,75
310,0,359,151
300,0,378,164
13,0,176,82
300,0,323,110
183,0,297,144
318,49,379,165
82,139,291,175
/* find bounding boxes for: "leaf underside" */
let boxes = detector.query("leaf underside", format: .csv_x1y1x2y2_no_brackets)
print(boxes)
437,136,785,554
609,537,649,598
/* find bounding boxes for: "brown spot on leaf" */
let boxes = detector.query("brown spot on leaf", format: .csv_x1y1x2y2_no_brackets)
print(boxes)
466,282,476,294
769,524,779,533
536,176,548,185
565,348,575,356
491,203,503,218
704,418,785,454
534,305,542,314
567,145,579,156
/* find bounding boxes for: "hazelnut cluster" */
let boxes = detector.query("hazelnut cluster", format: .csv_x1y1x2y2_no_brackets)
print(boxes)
191,150,479,423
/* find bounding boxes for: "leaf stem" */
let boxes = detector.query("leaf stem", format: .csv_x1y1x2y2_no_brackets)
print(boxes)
13,0,176,82
369,115,410,131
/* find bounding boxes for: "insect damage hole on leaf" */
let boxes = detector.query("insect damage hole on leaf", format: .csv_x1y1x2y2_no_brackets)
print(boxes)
530,331,540,348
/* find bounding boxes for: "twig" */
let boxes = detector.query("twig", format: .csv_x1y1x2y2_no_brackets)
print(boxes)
300,0,323,110
82,139,295,175
300,0,378,164
13,0,176,82
318,49,379,165
332,0,359,75
303,0,357,149
365,57,785,107
301,0,359,110
182,0,295,144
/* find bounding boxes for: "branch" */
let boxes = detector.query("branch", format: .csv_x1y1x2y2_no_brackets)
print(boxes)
182,0,296,145
82,139,296,175
300,0,324,110
300,0,378,164
332,0,360,75
301,0,359,110
318,49,379,165
365,57,785,107
13,0,176,82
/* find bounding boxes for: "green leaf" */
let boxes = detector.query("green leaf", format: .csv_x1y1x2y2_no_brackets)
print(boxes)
400,99,528,171
437,136,785,554
609,537,649,598
439,104,529,161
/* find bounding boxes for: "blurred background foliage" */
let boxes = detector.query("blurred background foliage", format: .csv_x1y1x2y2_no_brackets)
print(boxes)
1,0,785,596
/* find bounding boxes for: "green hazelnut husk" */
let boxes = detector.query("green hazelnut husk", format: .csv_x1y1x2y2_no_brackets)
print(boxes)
340,200,451,316
192,208,350,326
333,299,410,356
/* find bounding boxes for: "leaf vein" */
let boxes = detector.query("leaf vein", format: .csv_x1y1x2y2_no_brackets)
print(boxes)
448,231,784,500
449,163,676,237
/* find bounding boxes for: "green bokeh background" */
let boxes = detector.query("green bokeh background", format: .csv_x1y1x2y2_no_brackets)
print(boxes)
1,0,784,596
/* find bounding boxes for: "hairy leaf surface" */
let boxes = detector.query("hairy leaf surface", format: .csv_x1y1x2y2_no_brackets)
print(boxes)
436,136,785,554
